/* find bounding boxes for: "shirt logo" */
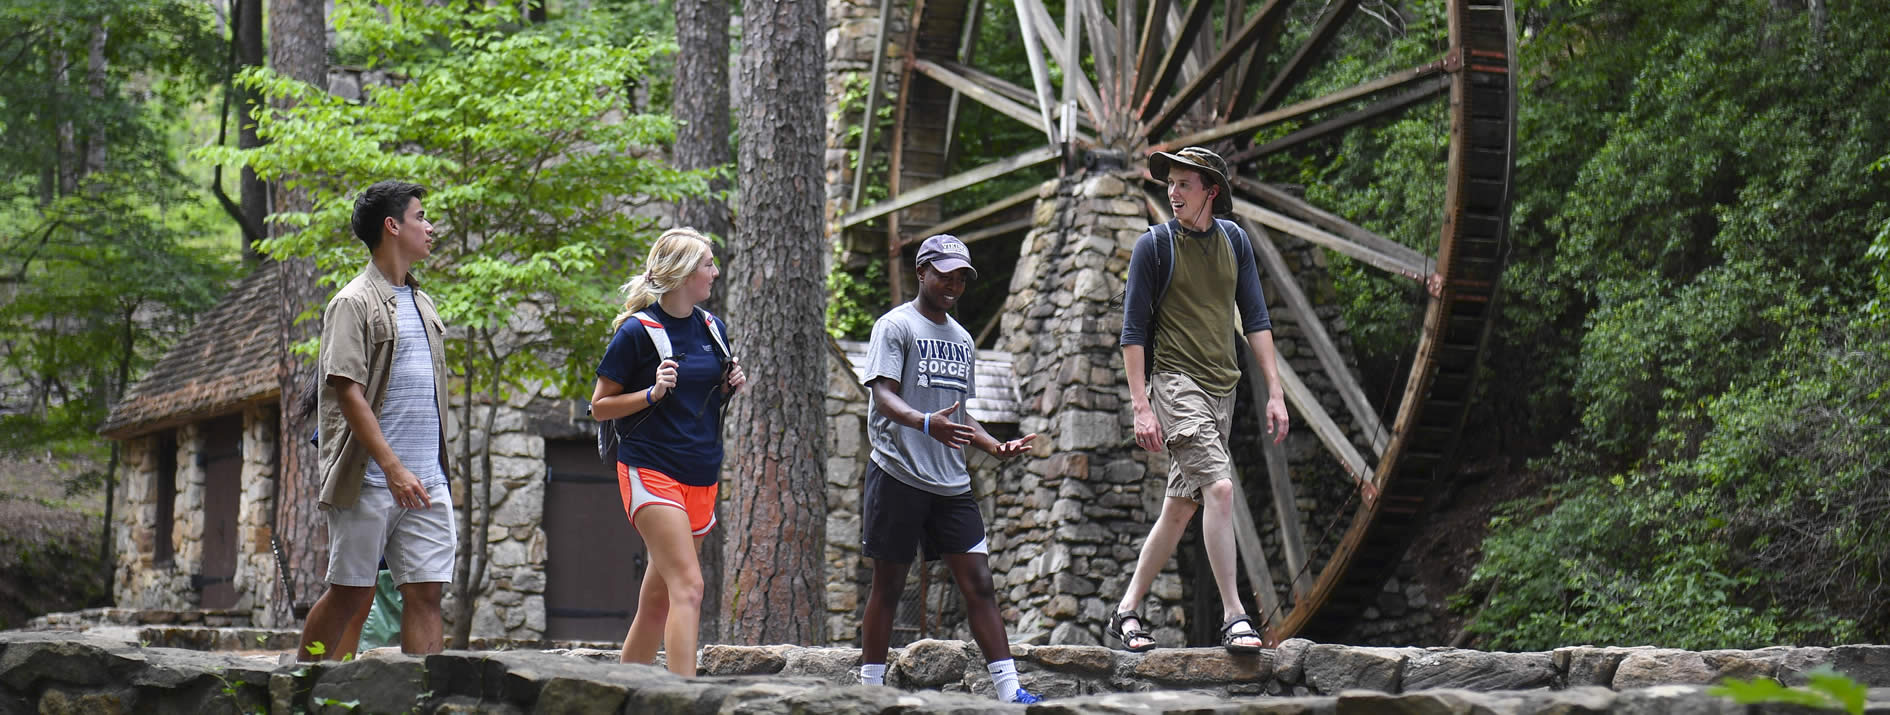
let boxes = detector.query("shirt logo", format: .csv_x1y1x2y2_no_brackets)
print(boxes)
913,338,971,393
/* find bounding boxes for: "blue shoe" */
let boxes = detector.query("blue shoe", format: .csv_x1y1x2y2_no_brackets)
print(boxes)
1010,688,1042,704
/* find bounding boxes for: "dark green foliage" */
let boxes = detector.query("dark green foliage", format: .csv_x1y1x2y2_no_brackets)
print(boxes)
1457,0,1890,649
0,0,238,464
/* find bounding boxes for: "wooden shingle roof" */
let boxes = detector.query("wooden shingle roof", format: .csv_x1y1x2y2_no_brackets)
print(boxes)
99,270,281,439
836,340,1021,424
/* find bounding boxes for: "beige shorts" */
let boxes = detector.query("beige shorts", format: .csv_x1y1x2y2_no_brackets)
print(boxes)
1150,372,1236,501
324,481,457,588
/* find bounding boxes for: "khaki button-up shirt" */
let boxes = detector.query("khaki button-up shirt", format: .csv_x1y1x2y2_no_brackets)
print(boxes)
317,261,452,509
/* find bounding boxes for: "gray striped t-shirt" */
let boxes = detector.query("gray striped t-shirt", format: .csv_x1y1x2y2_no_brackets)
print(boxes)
363,284,445,489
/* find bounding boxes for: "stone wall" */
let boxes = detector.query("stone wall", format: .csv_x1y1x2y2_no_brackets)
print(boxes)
234,404,281,623
9,631,1890,714
990,170,1181,647
111,407,283,626
112,436,187,610
442,385,554,642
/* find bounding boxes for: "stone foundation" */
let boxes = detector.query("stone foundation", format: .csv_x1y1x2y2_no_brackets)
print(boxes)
7,631,1890,714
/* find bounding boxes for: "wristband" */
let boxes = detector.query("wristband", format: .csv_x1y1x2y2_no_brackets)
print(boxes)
922,413,930,435
646,386,656,405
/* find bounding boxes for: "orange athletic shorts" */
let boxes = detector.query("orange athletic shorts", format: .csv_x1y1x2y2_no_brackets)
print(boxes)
617,463,718,536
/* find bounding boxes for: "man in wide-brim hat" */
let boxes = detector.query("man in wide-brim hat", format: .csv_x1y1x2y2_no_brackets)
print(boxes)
1107,145,1290,655
1148,146,1234,215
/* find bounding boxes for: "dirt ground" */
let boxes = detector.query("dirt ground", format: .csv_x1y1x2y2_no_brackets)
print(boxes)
1399,455,1549,646
0,454,112,630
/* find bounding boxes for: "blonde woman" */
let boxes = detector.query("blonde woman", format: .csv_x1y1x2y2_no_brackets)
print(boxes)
591,228,746,676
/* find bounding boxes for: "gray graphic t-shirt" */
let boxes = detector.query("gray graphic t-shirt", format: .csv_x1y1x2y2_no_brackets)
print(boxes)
864,302,978,495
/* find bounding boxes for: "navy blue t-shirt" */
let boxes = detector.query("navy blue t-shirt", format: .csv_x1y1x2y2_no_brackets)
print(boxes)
594,308,729,487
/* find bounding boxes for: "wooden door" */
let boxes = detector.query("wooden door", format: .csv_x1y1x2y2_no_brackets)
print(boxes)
543,439,644,642
199,414,244,610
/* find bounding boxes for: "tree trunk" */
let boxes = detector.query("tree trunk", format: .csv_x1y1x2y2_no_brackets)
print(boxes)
268,0,329,622
673,0,733,243
83,22,108,177
672,0,734,643
721,0,829,645
237,0,268,265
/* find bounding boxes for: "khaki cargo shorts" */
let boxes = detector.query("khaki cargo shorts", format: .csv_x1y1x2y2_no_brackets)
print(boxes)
1150,372,1236,501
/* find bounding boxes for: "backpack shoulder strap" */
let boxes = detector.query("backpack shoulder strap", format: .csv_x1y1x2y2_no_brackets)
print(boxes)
634,308,673,359
1153,219,1179,309
694,308,731,362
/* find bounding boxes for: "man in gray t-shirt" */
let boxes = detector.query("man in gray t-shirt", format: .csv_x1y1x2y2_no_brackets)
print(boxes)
856,235,1041,704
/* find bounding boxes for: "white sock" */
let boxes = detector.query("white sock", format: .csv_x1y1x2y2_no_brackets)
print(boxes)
860,662,887,686
987,658,1020,702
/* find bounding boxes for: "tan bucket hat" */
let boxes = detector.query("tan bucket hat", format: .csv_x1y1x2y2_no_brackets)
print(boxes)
1149,146,1234,214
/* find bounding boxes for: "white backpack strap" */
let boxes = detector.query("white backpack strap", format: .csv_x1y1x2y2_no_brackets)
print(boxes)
695,308,731,361
634,309,673,359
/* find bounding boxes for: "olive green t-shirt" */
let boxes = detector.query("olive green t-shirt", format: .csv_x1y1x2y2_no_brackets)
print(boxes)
1151,224,1242,395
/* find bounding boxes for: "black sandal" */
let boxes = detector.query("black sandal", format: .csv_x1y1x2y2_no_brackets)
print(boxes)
1108,611,1157,652
1221,615,1266,654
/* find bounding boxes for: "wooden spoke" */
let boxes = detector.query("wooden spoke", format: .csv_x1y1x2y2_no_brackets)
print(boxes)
847,0,898,212
1232,197,1429,279
842,145,1061,229
1137,0,1214,120
1276,357,1372,487
1229,478,1285,625
1011,0,1062,143
1131,0,1171,101
956,217,1033,244
944,61,1043,108
1241,220,1390,457
940,0,988,173
915,59,1095,141
1079,0,1120,96
1243,348,1313,601
1239,0,1362,118
1156,60,1447,152
1227,74,1450,162
1145,0,1298,140
1016,0,1106,125
1235,178,1430,280
903,182,1049,246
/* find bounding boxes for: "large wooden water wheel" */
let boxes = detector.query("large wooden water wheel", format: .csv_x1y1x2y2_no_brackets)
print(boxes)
840,0,1516,642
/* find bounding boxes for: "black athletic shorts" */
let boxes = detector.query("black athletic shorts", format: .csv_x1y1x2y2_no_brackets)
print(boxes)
861,461,989,563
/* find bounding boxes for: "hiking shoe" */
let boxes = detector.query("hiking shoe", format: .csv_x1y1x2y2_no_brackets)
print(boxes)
1010,687,1042,704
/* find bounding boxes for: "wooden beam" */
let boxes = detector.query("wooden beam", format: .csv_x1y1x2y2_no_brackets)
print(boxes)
1235,178,1430,279
1228,478,1284,628
1018,0,1106,125
942,62,1097,134
1227,74,1449,163
1080,0,1119,96
1243,0,1360,117
914,59,1060,134
1239,219,1389,458
940,0,987,173
848,0,898,212
903,181,1047,246
1146,0,1298,140
1244,347,1311,601
841,144,1061,229
1231,197,1428,279
1011,0,1062,144
1137,0,1213,121
1132,0,1170,101
945,61,1039,107
956,217,1033,244
1155,60,1446,153
1276,357,1372,487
